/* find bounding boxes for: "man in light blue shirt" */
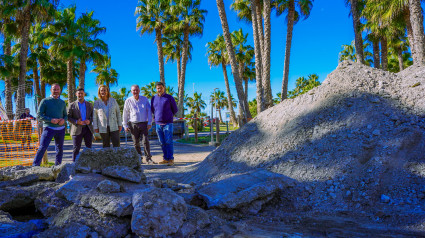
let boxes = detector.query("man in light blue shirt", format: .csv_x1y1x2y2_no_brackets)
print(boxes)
123,85,154,164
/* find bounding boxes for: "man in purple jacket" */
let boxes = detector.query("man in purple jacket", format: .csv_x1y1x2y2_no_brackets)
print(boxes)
151,82,178,166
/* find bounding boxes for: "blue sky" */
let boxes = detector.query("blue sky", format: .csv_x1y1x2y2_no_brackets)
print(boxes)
1,0,356,115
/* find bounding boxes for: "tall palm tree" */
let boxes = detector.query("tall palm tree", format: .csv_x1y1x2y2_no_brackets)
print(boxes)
216,0,250,124
169,0,207,118
262,0,273,108
210,90,226,123
76,11,108,90
408,0,425,64
135,0,171,83
206,35,237,126
46,6,81,103
345,0,365,65
141,81,156,98
0,4,18,118
274,0,313,101
186,92,206,116
11,0,58,117
92,56,118,89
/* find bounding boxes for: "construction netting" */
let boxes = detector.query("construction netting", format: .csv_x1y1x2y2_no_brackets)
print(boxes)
0,118,40,168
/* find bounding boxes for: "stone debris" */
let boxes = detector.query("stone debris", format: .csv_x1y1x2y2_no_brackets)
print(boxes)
131,188,187,237
75,147,141,172
102,165,146,183
97,179,121,193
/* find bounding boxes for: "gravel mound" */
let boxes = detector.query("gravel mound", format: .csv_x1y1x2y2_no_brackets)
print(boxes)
182,61,425,221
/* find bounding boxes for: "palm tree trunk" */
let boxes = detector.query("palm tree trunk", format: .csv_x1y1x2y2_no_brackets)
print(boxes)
262,0,273,108
216,0,251,123
397,46,404,71
155,28,166,83
244,79,248,104
67,59,74,103
381,37,388,71
281,0,295,101
221,60,237,126
373,40,380,69
33,65,41,106
255,0,264,54
350,0,365,64
404,9,416,61
178,26,190,118
39,60,46,99
16,5,32,118
218,107,223,123
408,0,425,65
79,59,86,90
4,37,13,119
250,0,265,114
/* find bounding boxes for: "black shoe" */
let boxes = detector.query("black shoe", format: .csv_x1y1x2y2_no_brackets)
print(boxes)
146,158,157,164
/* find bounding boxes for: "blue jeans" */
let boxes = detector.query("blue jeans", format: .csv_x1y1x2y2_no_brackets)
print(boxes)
33,127,65,166
156,123,174,161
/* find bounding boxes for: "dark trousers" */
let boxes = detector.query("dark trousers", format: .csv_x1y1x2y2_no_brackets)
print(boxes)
100,126,120,148
72,126,93,162
33,127,65,166
129,122,151,159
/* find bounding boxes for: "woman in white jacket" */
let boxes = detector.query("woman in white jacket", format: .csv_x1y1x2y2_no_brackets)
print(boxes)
93,85,122,148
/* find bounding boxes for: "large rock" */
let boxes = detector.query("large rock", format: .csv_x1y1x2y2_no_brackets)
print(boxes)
0,165,56,181
131,188,187,237
34,223,98,238
195,169,295,210
0,210,46,238
0,187,32,211
35,187,72,217
102,165,146,183
1,182,58,211
53,163,76,183
0,174,39,188
97,179,121,193
56,173,147,217
75,147,141,172
50,204,130,238
177,205,210,237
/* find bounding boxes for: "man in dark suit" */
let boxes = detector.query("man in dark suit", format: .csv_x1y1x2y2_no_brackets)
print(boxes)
67,88,94,162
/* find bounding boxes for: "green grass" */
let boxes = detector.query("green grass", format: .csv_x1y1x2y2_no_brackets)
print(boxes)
177,133,229,145
187,124,237,133
0,160,32,168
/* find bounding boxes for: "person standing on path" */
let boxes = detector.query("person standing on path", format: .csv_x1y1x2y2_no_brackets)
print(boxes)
67,88,94,162
93,85,122,148
123,85,155,164
33,83,67,166
151,82,178,166
19,108,35,148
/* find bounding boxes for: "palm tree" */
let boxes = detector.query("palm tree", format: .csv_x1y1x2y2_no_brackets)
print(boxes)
408,0,425,64
135,0,171,83
216,0,250,124
76,11,108,90
210,90,226,123
0,5,18,118
274,0,313,101
141,81,156,98
186,92,206,116
206,34,237,126
168,0,207,118
92,56,118,89
345,0,365,65
111,87,130,113
46,6,81,103
10,0,58,117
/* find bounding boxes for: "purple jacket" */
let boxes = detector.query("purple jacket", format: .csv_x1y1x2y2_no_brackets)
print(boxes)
151,93,178,124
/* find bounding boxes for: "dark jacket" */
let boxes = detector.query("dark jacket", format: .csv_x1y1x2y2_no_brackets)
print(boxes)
67,100,94,136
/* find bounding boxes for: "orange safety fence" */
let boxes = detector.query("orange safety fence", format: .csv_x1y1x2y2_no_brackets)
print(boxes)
0,118,40,168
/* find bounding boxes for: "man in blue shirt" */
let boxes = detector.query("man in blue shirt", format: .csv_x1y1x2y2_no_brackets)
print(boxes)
151,82,178,165
67,88,94,162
